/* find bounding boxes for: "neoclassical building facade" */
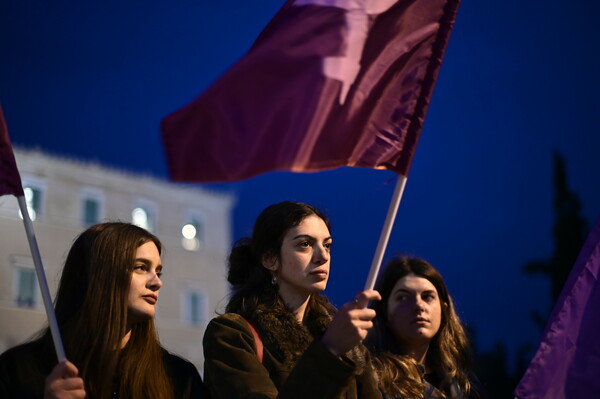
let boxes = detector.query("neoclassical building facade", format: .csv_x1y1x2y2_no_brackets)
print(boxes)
0,148,234,372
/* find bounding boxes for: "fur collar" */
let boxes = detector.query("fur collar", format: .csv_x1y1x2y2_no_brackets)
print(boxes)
247,294,367,372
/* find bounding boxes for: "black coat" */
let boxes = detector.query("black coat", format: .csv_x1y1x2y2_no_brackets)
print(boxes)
0,338,207,398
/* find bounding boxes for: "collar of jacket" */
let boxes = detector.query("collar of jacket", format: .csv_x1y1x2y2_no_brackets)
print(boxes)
246,294,367,373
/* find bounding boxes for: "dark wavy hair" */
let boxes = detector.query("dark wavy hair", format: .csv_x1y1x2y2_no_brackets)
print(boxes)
43,222,174,399
225,201,331,316
366,256,475,398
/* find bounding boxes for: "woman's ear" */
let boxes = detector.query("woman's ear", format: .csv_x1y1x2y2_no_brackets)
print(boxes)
261,253,278,271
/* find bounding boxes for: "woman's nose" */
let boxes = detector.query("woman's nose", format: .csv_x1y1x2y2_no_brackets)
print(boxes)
413,298,425,312
313,244,330,264
149,273,162,290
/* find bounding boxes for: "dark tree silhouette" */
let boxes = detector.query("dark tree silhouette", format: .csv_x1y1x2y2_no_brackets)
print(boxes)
523,150,588,324
476,341,513,398
475,151,588,398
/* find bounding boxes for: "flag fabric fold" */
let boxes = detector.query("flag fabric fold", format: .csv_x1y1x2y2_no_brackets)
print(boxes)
162,0,460,183
0,106,24,197
515,216,600,398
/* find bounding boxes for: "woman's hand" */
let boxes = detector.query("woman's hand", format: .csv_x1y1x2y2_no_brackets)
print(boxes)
321,289,381,356
44,360,86,399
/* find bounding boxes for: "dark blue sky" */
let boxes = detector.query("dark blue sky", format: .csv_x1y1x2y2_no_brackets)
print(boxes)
2,0,599,366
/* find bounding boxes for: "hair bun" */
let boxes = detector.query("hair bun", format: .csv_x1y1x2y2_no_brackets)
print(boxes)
227,238,256,287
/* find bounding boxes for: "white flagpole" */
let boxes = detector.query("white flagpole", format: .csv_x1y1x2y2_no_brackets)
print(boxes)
17,196,66,363
363,174,407,291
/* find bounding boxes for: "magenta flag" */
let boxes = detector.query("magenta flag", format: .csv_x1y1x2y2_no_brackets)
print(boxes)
162,0,460,182
515,217,600,398
0,106,24,197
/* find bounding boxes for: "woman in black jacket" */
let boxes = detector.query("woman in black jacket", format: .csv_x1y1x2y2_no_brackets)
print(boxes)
0,222,206,399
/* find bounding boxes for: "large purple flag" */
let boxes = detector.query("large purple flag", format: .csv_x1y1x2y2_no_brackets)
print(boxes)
515,217,600,398
162,0,460,182
0,106,24,197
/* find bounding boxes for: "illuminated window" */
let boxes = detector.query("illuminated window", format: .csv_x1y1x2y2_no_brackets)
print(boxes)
132,207,154,232
23,186,42,221
181,217,203,251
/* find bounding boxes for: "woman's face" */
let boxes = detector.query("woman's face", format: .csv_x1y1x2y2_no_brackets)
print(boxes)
266,215,332,304
127,241,163,324
386,273,442,351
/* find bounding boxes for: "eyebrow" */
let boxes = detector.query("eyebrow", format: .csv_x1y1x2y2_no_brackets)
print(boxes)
292,234,332,241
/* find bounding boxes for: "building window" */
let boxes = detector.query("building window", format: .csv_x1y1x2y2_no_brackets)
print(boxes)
83,197,100,226
11,257,38,309
16,268,36,308
181,217,203,251
23,185,42,221
81,189,104,227
132,207,154,232
131,200,157,232
182,291,207,326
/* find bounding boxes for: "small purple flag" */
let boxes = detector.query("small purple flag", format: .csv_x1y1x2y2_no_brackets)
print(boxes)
0,106,25,197
162,0,460,183
515,217,600,398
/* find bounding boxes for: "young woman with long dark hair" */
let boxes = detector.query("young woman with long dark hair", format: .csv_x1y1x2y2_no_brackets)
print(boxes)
203,201,382,398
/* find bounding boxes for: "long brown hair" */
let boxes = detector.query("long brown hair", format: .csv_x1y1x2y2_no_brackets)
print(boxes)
366,256,474,398
47,222,174,399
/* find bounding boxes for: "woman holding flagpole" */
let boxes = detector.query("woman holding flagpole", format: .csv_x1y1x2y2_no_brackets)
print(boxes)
365,256,482,399
203,201,383,398
0,222,206,399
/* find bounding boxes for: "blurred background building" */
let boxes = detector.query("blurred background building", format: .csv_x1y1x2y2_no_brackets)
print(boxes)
0,148,234,372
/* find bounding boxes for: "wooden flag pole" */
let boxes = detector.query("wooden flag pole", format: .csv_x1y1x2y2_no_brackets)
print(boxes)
363,174,407,291
17,196,66,362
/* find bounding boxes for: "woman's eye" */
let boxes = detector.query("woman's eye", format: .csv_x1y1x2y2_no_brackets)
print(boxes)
324,242,332,249
299,241,311,248
134,265,146,272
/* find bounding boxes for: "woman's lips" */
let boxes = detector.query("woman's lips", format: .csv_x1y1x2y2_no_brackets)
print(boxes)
142,294,158,304
310,270,328,280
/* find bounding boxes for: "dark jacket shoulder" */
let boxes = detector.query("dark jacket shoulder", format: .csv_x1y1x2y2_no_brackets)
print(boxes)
0,339,54,399
161,348,209,398
0,341,208,399
203,312,381,399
